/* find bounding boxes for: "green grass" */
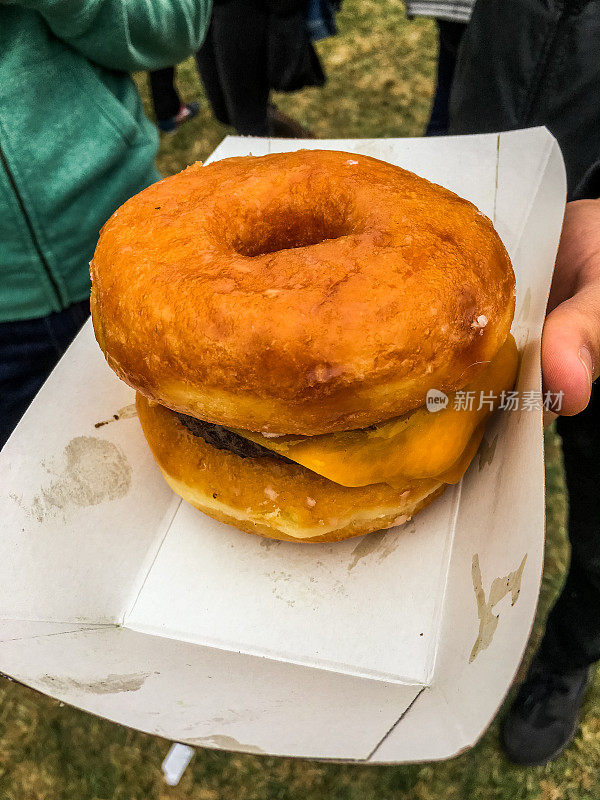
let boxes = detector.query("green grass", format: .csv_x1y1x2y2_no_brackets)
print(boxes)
2,1,599,797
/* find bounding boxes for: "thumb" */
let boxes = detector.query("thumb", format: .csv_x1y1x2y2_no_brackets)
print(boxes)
542,288,600,416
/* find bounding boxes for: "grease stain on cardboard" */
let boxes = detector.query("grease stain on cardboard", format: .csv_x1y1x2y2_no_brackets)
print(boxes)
347,529,401,572
518,287,532,321
94,403,137,428
187,734,264,754
183,708,262,731
11,436,132,522
470,553,527,662
260,538,281,551
478,434,498,471
40,671,149,695
266,567,346,608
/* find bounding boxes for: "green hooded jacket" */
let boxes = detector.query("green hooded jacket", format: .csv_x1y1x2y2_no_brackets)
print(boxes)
0,0,210,322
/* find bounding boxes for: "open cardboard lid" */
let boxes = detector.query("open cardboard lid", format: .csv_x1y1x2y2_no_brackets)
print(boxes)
0,128,566,762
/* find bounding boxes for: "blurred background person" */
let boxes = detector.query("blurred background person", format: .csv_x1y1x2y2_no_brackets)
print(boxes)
195,0,338,137
0,0,210,450
448,0,600,766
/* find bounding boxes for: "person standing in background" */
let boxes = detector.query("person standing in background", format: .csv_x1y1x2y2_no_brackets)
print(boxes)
0,0,211,450
195,0,328,137
404,0,473,135
146,1,329,138
448,0,600,765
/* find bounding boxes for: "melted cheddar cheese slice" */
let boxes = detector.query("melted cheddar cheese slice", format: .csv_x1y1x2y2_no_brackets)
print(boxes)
231,334,518,488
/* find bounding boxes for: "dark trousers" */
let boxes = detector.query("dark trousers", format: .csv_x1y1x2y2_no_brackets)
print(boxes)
540,383,600,671
425,20,467,137
195,0,271,136
148,67,181,122
0,299,90,450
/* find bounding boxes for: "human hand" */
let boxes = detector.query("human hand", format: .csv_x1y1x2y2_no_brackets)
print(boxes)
542,199,600,422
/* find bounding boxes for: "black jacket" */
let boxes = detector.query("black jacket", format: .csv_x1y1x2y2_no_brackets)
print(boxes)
448,0,600,199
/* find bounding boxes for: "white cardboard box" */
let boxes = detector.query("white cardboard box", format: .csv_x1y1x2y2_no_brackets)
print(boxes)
0,128,566,762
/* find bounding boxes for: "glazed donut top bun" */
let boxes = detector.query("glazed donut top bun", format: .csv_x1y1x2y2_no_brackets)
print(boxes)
90,150,515,435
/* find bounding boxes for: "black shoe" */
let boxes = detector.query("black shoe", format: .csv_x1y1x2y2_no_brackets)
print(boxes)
501,655,591,766
157,102,200,134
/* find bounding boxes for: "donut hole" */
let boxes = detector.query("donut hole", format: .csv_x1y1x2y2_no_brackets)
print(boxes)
230,206,358,257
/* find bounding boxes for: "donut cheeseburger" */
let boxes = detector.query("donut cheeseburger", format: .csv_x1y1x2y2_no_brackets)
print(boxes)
90,150,517,543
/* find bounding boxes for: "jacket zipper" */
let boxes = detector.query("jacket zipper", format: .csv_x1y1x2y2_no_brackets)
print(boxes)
0,140,63,306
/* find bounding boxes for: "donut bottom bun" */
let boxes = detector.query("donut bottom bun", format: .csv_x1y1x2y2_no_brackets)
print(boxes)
136,393,446,543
